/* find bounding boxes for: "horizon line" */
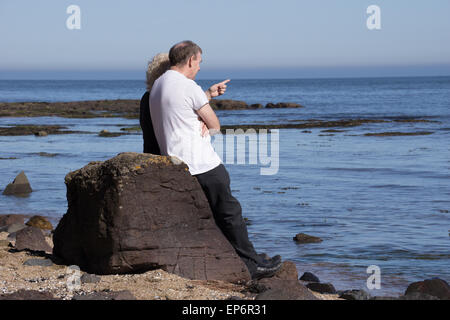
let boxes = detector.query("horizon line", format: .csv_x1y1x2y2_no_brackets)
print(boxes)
1,74,450,82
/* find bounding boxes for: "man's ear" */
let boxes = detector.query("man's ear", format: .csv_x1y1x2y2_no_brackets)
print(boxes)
188,55,195,67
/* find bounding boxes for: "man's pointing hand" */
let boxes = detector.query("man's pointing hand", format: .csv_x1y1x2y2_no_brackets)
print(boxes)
207,79,230,99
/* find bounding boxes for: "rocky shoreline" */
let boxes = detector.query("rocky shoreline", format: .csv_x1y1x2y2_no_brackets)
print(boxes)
1,215,448,300
0,99,441,137
0,215,338,300
0,119,439,137
0,99,303,119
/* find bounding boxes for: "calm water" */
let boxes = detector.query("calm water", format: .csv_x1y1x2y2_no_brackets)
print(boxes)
0,77,449,296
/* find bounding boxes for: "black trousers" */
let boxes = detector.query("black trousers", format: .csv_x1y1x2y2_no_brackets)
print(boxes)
194,164,260,275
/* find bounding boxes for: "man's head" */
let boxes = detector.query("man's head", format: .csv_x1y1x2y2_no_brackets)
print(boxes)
169,40,202,80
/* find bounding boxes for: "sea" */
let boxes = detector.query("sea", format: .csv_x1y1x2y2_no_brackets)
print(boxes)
0,76,449,296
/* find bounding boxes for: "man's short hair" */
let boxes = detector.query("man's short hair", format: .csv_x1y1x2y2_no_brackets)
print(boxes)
169,41,202,67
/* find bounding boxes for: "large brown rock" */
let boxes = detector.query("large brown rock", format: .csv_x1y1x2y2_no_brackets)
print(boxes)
52,152,250,283
405,278,450,300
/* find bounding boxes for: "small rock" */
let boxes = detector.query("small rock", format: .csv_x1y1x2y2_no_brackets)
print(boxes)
299,272,320,283
338,289,371,300
271,261,298,280
38,152,58,157
306,282,337,294
23,258,53,267
98,130,122,137
0,289,57,300
35,131,48,137
6,223,27,234
254,261,318,300
405,278,450,300
0,214,26,227
255,282,318,300
14,226,52,253
2,171,32,195
293,233,323,244
265,102,304,109
81,273,101,284
26,215,53,230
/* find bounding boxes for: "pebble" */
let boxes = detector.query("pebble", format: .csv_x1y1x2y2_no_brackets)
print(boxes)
23,259,54,267
338,289,371,300
299,272,320,283
80,273,101,284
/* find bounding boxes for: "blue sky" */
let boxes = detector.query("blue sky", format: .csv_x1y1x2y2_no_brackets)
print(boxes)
1,0,449,79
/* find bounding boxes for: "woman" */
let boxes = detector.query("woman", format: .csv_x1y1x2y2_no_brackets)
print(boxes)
139,53,170,154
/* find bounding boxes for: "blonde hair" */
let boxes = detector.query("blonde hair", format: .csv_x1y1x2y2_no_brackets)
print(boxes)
146,53,170,92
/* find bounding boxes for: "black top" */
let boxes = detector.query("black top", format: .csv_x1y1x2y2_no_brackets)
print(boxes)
139,91,161,155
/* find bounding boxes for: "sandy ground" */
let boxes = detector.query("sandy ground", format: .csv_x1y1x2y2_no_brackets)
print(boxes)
0,232,337,300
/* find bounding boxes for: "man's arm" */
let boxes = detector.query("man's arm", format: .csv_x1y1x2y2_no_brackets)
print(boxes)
198,79,230,135
196,103,220,135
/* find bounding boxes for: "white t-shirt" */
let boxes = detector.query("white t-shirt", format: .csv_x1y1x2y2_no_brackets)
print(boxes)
149,70,222,175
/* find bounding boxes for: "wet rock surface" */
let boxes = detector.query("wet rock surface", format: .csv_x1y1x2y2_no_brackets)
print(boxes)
364,131,434,136
0,125,80,136
293,233,323,244
0,99,305,119
265,102,304,108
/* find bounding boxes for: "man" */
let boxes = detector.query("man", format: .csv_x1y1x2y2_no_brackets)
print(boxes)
149,40,282,279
